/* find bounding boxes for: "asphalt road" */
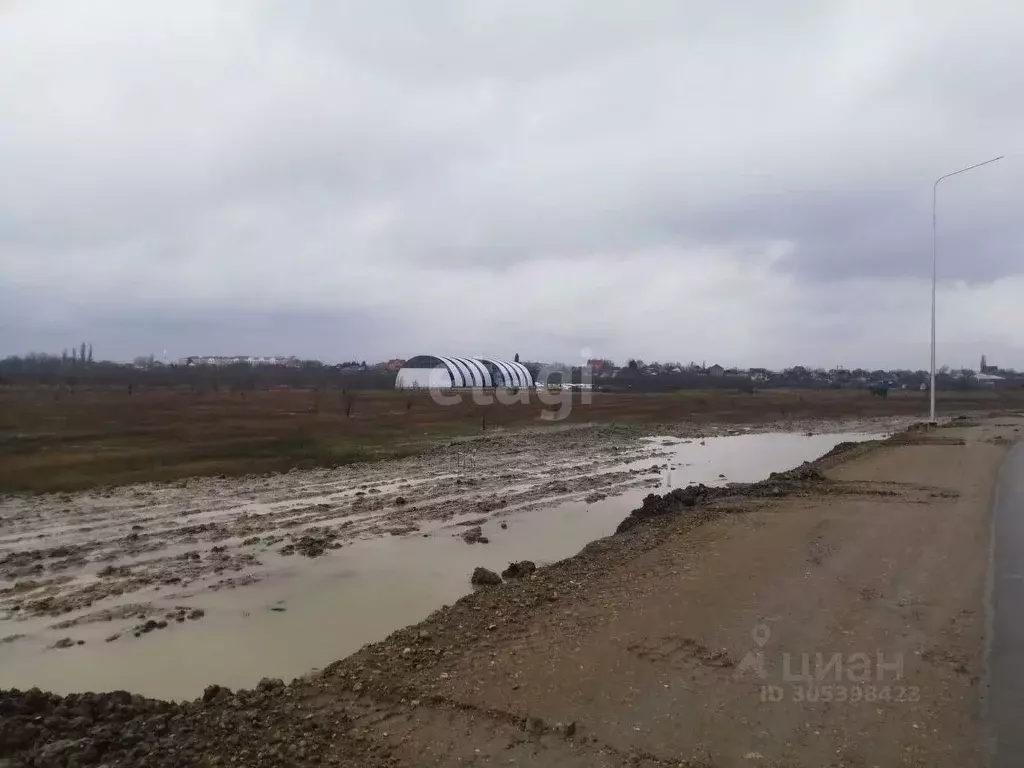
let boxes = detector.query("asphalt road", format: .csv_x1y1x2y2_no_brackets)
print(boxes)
987,440,1024,767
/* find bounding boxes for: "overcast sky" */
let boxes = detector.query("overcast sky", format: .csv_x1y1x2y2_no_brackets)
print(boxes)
1,1,1021,369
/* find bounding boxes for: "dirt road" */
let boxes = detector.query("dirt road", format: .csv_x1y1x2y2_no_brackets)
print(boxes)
1,416,1019,766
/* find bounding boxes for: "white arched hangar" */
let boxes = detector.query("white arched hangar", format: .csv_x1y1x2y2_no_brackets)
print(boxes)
395,356,534,389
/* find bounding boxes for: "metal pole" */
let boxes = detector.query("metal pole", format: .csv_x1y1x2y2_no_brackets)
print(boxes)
930,155,1003,424
931,181,937,423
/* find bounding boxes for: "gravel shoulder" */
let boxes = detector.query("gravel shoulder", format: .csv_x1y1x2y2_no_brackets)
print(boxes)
1,415,1019,767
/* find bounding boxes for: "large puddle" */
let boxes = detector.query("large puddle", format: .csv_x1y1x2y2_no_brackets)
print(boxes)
0,431,880,700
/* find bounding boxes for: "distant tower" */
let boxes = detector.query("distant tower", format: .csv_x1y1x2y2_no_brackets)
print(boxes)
981,354,988,373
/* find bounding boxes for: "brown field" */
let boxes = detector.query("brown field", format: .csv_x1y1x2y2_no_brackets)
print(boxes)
2,385,1022,493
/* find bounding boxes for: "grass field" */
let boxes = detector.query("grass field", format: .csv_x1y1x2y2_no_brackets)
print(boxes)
2,386,1022,493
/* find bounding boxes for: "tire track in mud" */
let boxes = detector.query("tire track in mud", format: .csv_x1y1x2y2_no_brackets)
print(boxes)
0,430,666,643
1,418,909,700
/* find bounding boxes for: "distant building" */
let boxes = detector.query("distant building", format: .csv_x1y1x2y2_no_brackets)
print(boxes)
395,355,534,389
706,364,725,377
980,354,998,374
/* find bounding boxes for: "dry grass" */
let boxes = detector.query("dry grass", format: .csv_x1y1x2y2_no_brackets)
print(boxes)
1,386,1021,493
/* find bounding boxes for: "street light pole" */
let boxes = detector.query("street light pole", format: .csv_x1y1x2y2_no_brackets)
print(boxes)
930,155,1003,423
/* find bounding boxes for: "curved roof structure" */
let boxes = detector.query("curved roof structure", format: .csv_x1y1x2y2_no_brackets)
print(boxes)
396,355,534,388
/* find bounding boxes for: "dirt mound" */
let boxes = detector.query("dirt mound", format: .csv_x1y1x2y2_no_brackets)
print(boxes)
0,682,389,768
461,526,488,544
814,440,861,463
0,688,177,766
501,561,537,579
470,567,502,586
764,461,824,485
615,484,712,534
615,459,833,535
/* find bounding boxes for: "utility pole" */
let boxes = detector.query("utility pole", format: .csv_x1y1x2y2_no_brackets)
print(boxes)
930,155,1003,423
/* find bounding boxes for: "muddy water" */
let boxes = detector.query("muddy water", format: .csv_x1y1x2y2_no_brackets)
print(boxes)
0,430,881,700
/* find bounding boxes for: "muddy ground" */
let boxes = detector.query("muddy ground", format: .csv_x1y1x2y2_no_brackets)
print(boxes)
1,415,1018,767
0,425,670,632
0,418,903,689
6,386,1021,493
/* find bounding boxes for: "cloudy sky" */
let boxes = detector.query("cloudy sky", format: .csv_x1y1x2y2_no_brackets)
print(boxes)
1,1,1020,369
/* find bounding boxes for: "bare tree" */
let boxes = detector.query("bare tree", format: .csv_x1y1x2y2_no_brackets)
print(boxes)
87,343,93,364
80,342,87,365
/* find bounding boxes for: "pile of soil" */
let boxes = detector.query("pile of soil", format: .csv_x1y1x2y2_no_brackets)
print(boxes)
613,456,837,535
470,567,502,586
0,684,391,767
501,561,537,579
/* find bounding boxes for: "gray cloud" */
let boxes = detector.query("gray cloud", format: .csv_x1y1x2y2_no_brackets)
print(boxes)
1,0,1021,368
